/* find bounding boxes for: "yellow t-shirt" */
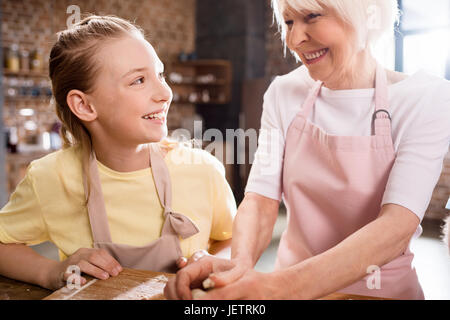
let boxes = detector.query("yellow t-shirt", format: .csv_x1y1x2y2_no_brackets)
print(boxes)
0,144,236,261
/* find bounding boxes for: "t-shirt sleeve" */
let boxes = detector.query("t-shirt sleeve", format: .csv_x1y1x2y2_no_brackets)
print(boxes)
381,88,450,221
245,78,285,201
208,156,236,241
0,164,50,245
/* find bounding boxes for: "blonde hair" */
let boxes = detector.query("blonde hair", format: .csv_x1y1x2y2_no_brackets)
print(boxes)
272,0,400,56
49,15,145,200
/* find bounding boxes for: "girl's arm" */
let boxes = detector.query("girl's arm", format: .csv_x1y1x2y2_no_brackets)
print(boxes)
0,243,123,291
0,243,59,289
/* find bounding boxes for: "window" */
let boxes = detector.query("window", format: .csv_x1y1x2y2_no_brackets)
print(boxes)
396,0,450,79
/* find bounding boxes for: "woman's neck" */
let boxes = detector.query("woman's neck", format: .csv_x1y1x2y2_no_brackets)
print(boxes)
322,51,377,90
91,140,150,172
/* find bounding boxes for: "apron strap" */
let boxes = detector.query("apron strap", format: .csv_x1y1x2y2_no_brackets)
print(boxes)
149,143,199,239
84,144,199,245
299,63,392,138
83,152,113,244
372,63,392,137
299,80,323,119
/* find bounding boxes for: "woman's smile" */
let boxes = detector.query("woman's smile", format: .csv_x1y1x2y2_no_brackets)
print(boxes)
302,48,329,65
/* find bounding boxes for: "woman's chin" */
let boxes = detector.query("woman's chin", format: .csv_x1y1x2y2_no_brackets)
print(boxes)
305,66,332,83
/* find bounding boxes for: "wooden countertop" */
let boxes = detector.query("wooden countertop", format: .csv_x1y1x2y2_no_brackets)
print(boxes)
0,269,389,300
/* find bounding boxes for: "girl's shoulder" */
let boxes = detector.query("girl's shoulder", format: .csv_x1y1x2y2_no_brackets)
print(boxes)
162,139,226,177
28,146,81,176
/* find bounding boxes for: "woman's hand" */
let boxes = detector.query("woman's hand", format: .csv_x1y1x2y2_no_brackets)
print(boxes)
195,269,285,300
45,248,122,290
165,255,251,300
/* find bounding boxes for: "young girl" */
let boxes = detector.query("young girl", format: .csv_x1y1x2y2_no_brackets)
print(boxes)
0,15,236,291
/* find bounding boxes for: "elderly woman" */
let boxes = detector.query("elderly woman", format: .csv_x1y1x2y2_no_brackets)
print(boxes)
165,0,450,300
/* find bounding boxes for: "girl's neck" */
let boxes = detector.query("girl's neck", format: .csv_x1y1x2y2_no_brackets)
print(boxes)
91,141,150,172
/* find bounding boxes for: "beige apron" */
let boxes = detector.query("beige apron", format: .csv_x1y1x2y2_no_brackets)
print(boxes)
83,143,199,273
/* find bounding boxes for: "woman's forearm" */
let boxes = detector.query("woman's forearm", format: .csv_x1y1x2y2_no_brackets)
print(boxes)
277,204,420,299
0,243,58,289
231,193,279,267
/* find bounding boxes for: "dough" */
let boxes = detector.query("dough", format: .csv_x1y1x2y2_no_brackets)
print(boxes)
191,288,207,300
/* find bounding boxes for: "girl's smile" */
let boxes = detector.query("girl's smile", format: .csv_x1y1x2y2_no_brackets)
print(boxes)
142,107,168,125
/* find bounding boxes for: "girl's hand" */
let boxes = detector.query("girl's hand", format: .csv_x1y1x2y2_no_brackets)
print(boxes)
176,250,211,269
45,248,122,290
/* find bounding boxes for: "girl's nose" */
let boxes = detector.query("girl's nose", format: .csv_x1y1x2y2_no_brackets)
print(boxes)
152,80,172,103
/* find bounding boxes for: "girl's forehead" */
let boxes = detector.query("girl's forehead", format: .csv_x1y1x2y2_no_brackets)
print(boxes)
99,36,161,77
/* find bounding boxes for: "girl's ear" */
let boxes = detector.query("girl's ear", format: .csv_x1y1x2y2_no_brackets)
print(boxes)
66,89,98,122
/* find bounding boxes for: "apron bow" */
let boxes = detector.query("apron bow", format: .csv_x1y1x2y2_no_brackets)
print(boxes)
164,208,199,239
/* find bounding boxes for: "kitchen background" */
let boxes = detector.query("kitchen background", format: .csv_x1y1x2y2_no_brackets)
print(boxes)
0,0,448,299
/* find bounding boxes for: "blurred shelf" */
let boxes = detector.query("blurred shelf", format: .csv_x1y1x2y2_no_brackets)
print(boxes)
168,59,232,105
172,99,228,105
169,79,228,86
172,59,232,67
3,70,49,78
3,97,51,103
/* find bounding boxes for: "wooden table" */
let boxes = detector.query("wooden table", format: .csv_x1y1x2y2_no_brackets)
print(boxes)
0,269,388,300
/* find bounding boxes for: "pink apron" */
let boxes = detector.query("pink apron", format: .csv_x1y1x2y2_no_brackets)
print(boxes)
83,143,199,273
276,64,424,299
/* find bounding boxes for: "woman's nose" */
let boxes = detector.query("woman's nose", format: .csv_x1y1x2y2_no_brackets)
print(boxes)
288,22,309,48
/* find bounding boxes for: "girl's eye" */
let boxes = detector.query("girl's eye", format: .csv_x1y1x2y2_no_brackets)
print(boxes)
132,77,145,85
158,72,166,81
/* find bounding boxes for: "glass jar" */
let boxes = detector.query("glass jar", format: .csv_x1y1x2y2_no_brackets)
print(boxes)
31,48,44,72
6,44,20,72
20,49,30,72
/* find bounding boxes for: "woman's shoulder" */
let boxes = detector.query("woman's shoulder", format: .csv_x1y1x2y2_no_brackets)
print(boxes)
264,65,314,106
391,69,450,94
391,70,450,115
270,64,313,89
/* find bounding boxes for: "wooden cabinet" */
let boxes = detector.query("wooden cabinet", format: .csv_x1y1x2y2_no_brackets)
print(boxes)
168,59,232,105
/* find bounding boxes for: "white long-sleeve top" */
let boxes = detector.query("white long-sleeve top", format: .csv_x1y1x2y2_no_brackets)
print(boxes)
246,65,450,223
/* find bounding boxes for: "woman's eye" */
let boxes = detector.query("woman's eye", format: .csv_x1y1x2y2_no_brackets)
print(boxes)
305,13,321,21
132,77,145,85
158,72,166,81
285,20,293,26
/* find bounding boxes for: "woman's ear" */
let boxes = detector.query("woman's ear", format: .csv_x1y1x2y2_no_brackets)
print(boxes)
66,89,98,122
